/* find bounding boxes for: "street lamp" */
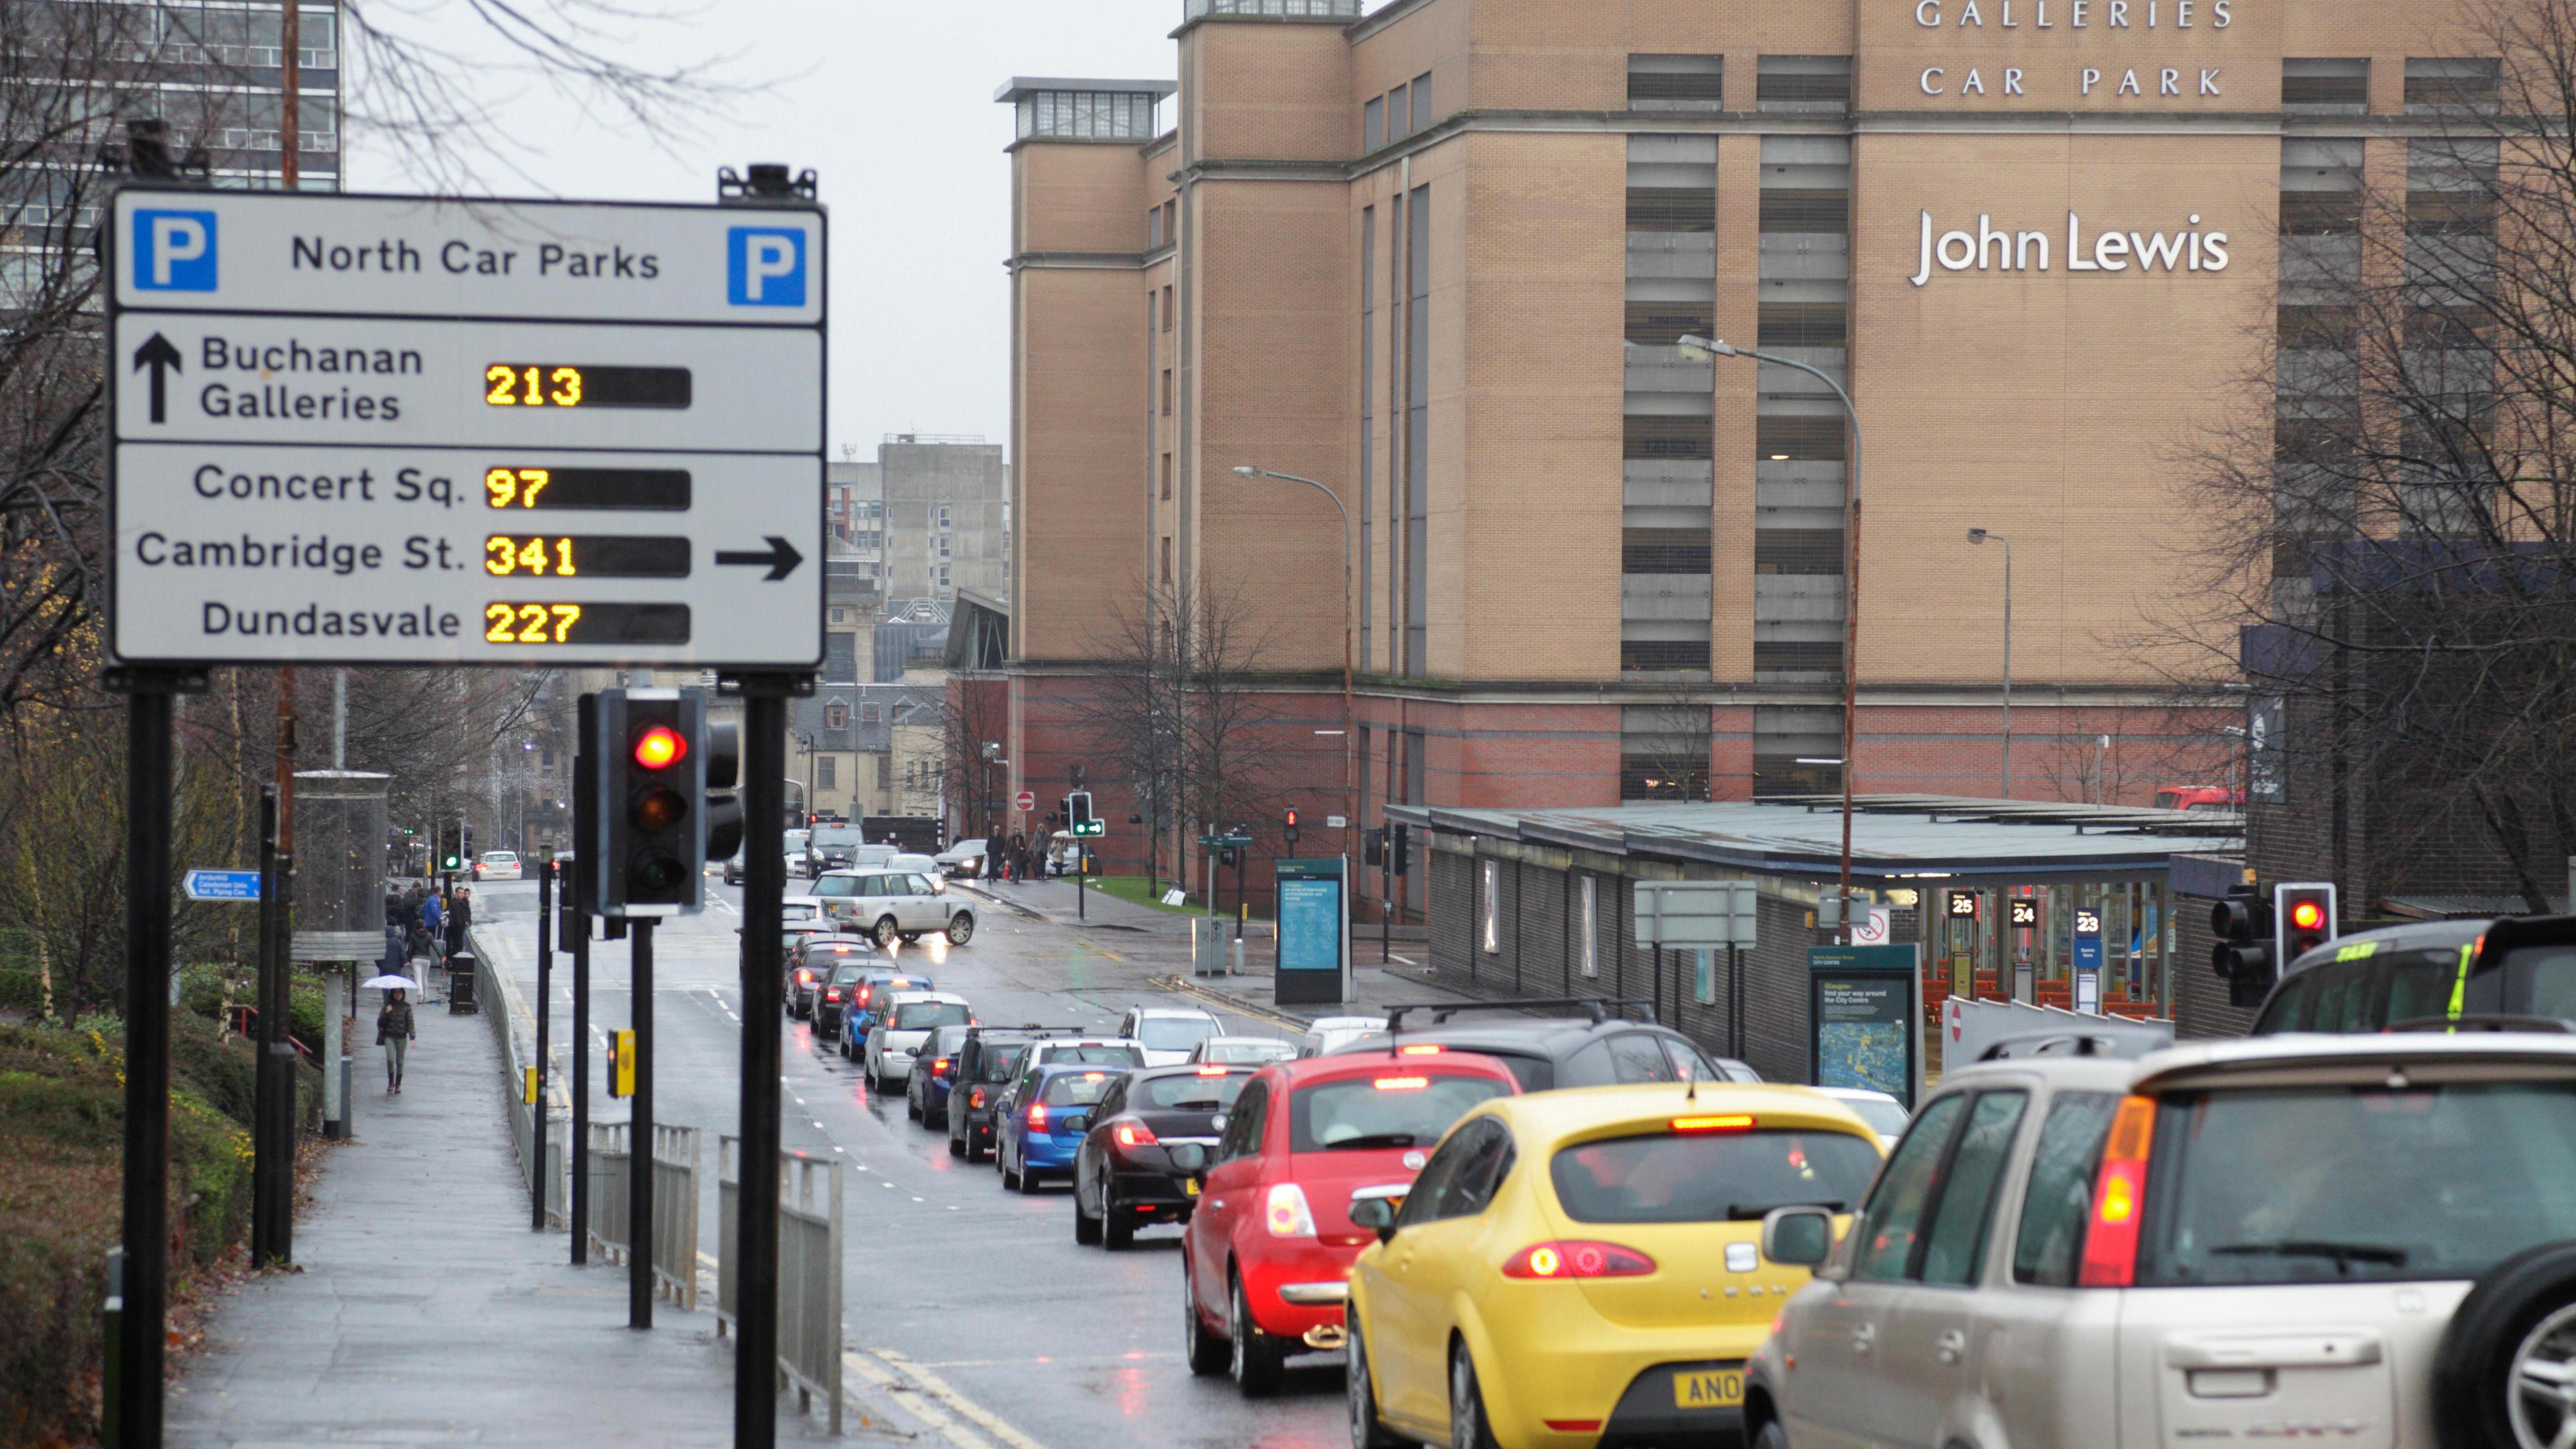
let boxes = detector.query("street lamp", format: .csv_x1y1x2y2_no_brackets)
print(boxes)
1678,334,1865,941
1231,466,1355,865
1967,528,2012,797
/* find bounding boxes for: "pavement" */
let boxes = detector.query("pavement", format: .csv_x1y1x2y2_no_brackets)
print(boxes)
165,972,838,1448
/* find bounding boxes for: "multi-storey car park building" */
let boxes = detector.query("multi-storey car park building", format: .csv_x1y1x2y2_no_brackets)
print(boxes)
994,0,2492,908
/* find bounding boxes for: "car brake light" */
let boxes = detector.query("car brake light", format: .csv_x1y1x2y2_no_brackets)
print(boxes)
1399,1044,1443,1055
1374,1077,1429,1090
1671,1114,1756,1133
795,970,813,983
1502,1241,1657,1279
1196,1065,1230,1076
1265,1183,1318,1237
857,987,872,1004
824,988,840,1001
933,1058,951,1077
970,1088,986,1109
1027,1103,1047,1130
1115,1122,1158,1148
2078,1095,2160,1287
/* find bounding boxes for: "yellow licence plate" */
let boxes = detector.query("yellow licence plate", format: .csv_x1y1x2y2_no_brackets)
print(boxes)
1183,1179,1200,1196
1673,1368,1745,1410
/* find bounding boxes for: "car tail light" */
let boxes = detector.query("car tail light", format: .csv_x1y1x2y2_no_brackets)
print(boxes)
1115,1122,1158,1149
795,970,813,984
2078,1095,2160,1287
1501,1241,1657,1280
1398,1044,1444,1055
1195,1065,1229,1077
970,1088,986,1109
857,986,872,1004
932,1058,952,1078
1671,1114,1756,1133
1027,1103,1047,1130
1373,1076,1429,1091
1265,1183,1318,1238
823,988,841,1002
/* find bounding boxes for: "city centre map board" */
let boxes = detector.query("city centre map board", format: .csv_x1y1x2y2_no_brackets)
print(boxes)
107,187,825,669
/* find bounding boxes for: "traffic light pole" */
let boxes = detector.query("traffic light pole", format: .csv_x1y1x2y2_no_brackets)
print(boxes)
532,861,553,1232
252,786,293,1267
628,916,655,1331
732,676,796,1448
569,723,595,1267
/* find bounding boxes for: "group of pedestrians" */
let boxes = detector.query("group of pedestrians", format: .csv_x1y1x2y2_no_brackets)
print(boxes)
371,880,469,1095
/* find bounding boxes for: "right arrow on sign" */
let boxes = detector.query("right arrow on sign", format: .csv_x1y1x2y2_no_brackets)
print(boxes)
714,536,803,582
133,332,183,424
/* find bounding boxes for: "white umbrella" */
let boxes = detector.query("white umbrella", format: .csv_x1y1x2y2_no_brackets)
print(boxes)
361,974,420,990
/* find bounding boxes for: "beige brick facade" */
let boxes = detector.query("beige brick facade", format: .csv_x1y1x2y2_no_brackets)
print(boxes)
993,0,2495,861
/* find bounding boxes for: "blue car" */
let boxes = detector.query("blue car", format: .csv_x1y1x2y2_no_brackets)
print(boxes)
906,1023,974,1128
996,1062,1123,1194
835,970,935,1059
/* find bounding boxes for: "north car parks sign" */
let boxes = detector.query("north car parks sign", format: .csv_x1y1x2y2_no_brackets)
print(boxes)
108,189,825,669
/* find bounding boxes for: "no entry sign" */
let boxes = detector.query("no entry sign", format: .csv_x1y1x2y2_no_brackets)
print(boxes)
1014,792,1036,813
107,189,825,669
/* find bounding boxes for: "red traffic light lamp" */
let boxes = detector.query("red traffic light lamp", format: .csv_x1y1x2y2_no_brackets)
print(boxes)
2274,881,2338,966
633,726,687,770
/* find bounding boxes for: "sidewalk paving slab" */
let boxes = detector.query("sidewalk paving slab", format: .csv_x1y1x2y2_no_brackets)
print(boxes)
166,988,836,1448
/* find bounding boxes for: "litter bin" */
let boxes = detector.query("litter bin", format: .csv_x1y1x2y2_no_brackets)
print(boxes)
448,950,480,1014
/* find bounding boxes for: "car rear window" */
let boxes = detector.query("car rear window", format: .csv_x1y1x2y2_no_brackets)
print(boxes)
1550,1129,1883,1223
893,1001,969,1030
1137,1018,1219,1050
1136,1073,1251,1111
979,1045,1030,1082
1044,1045,1146,1067
2467,944,2576,1021
830,965,866,985
811,876,859,897
2138,1081,2576,1285
1291,1072,1513,1152
1040,1072,1115,1106
1201,1042,1290,1064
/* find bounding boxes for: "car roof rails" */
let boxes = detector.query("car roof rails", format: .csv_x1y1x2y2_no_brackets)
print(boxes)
1976,1030,2155,1062
2388,1014,2576,1034
1380,997,1656,1039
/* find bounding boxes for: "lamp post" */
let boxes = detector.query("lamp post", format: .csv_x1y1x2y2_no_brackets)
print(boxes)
1679,334,1864,942
1230,466,1356,867
1967,528,2012,797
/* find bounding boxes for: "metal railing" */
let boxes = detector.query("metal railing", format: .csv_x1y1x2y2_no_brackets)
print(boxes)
584,1121,702,1309
718,1136,843,1433
1185,0,1360,15
469,927,566,1226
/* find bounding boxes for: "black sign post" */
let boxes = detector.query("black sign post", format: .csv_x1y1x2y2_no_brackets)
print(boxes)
532,859,553,1232
251,785,295,1266
728,673,801,1449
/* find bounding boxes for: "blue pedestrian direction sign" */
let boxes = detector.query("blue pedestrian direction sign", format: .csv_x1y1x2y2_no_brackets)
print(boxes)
183,868,262,901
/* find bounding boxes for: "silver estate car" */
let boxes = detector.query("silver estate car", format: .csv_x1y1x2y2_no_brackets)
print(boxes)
1746,1031,2576,1449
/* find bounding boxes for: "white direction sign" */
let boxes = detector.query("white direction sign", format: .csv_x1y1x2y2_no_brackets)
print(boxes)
109,187,826,668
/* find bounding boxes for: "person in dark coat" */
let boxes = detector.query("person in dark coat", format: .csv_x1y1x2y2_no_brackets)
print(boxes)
378,988,416,1093
445,888,472,953
985,831,1007,882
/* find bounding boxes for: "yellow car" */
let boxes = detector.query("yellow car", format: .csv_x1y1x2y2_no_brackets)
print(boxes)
1344,1083,1886,1449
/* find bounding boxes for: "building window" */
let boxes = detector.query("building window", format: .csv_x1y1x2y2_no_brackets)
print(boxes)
859,702,883,724
1480,859,1499,954
1364,94,1384,151
1148,205,1164,247
1578,876,1598,978
829,608,845,623
817,756,838,791
937,562,951,588
936,504,952,531
1630,54,1724,109
1160,453,1174,500
1161,285,1174,331
877,755,892,788
1409,72,1434,132
1387,81,1409,141
1757,55,1852,113
824,702,849,729
1014,88,1161,140
1161,369,1173,416
1159,535,1173,582
2405,57,2500,113
2281,58,2369,113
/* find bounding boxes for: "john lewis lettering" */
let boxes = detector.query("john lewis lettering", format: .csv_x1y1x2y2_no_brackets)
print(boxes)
1909,209,2230,286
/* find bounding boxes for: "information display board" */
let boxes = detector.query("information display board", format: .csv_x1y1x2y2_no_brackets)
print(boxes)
1807,944,1923,1109
1274,856,1350,1007
107,189,825,668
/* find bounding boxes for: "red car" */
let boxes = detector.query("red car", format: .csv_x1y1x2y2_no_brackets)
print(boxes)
1174,1047,1520,1396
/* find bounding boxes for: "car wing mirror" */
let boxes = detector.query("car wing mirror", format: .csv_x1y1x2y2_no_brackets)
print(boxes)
1348,1196,1398,1245
1760,1205,1836,1268
1061,1112,1090,1134
1166,1142,1209,1174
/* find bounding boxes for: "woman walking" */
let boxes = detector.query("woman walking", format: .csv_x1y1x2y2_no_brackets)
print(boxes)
378,987,417,1094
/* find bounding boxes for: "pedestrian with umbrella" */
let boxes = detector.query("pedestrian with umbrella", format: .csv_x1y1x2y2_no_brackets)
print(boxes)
368,977,418,1093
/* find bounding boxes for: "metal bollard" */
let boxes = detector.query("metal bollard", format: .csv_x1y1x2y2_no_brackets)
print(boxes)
101,1247,123,1449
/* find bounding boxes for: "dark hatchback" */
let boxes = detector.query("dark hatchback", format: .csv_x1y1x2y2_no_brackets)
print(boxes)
1323,999,1759,1092
813,962,868,1039
1072,1064,1255,1249
947,1027,1047,1162
906,1023,973,1128
2252,913,2576,1034
786,935,872,1019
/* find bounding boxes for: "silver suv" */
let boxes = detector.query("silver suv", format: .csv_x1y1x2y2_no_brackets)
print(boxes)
1746,1032,2576,1449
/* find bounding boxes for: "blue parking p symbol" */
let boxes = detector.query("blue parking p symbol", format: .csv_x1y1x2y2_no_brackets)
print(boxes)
727,227,806,307
134,209,218,292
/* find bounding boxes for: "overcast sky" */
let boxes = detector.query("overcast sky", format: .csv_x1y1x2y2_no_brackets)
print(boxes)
350,0,1187,461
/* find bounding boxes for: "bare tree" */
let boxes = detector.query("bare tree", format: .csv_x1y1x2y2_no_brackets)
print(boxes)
2160,0,2576,908
935,676,1009,843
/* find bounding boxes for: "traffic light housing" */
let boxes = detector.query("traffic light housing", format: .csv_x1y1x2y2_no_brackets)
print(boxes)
437,821,463,872
2275,881,2338,970
461,824,474,862
1364,825,1386,867
1282,807,1300,852
1392,823,1411,874
1067,790,1100,838
587,688,708,917
703,721,744,864
2211,886,2276,1008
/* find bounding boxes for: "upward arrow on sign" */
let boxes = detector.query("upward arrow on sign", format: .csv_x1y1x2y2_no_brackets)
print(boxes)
133,332,182,424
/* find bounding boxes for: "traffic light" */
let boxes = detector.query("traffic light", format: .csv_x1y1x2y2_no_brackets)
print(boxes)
461,824,474,861
1067,790,1100,838
1392,823,1411,874
1364,825,1386,868
588,688,708,916
703,720,744,865
1283,807,1300,852
2275,882,2338,969
437,821,463,872
2211,885,2275,1009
